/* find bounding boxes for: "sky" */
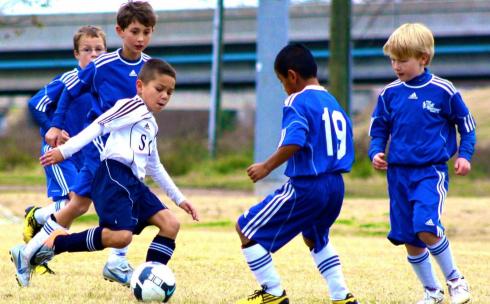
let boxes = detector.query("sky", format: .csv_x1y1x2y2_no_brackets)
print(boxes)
1,0,262,15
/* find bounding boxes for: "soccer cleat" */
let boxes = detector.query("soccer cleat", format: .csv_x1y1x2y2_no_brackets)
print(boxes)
416,289,444,304
103,259,134,287
447,277,471,304
235,288,289,304
32,229,68,266
33,263,56,275
9,244,32,287
23,206,42,243
332,293,359,304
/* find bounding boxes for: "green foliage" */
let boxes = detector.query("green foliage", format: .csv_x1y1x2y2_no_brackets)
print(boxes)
0,139,36,171
158,137,208,176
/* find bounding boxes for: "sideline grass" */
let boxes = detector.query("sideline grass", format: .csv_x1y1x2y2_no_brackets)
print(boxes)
0,192,489,303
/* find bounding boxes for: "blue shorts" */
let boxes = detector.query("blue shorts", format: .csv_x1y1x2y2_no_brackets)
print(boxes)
91,159,166,235
238,173,345,253
42,142,83,201
387,164,448,248
71,135,106,198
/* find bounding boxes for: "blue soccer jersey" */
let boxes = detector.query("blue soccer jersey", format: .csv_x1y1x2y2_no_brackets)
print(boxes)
51,49,151,128
278,85,354,177
369,69,476,165
28,68,92,138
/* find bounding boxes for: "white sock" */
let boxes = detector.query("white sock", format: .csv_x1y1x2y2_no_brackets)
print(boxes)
408,250,443,290
242,244,283,296
24,216,66,261
107,246,129,265
428,236,461,281
311,243,349,301
34,199,68,224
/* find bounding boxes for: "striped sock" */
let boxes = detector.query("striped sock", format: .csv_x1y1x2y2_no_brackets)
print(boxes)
408,250,442,290
24,215,66,261
428,236,461,281
242,243,283,297
311,243,349,300
34,199,68,224
53,227,104,254
146,236,175,264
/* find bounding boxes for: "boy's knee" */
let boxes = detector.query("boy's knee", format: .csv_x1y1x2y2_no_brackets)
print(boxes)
166,217,180,235
103,230,132,248
71,196,91,216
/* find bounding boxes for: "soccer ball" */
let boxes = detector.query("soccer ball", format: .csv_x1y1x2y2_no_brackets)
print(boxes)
130,261,176,302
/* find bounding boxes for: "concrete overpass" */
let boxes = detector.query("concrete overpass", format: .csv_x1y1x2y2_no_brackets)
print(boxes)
1,0,490,94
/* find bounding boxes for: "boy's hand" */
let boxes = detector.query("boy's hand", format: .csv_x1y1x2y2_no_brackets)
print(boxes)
247,162,271,183
454,157,471,176
40,148,65,166
45,127,62,147
179,201,199,221
59,130,70,145
372,152,388,170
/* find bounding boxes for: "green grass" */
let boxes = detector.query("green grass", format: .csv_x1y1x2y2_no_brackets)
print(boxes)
1,194,489,303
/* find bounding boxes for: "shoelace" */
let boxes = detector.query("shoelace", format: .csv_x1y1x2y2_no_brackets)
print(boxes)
247,289,266,300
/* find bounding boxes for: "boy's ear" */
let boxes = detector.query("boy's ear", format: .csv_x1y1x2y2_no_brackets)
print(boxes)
420,53,430,66
136,79,143,92
115,25,124,37
287,69,297,82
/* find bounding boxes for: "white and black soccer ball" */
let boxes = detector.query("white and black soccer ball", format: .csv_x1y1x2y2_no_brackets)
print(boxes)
130,261,176,302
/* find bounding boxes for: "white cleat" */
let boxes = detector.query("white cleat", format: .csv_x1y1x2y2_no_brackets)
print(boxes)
447,277,471,304
102,259,133,287
9,244,32,287
416,288,444,304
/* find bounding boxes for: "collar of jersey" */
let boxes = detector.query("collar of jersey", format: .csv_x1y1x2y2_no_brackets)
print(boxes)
116,48,144,66
303,84,327,92
403,68,433,88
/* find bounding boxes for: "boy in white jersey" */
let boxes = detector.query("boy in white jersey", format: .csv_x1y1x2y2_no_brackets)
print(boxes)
369,23,475,304
21,0,157,286
11,59,198,290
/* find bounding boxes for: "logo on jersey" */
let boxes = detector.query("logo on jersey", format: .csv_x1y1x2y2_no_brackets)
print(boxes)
422,100,441,114
408,92,418,100
425,219,435,226
144,123,150,130
129,70,138,77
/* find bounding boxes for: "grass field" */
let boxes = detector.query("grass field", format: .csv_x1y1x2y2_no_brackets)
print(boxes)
0,190,489,303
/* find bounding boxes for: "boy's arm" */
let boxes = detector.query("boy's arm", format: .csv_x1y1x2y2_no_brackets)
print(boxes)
368,95,391,161
247,145,300,182
450,93,476,161
147,146,199,221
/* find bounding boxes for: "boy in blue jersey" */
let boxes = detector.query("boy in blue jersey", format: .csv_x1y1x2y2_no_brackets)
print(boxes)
20,0,157,287
25,25,107,275
13,59,198,290
235,44,358,304
369,23,475,304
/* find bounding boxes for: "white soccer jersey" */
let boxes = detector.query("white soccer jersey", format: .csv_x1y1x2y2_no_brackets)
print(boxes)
59,95,185,205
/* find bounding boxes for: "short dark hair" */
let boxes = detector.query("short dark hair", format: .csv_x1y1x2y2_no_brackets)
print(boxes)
274,43,317,79
117,0,157,29
138,59,176,83
73,26,106,51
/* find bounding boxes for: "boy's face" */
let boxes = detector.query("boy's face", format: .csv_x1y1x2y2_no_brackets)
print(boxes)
390,55,428,82
276,70,300,95
116,21,153,56
74,36,106,68
137,73,175,113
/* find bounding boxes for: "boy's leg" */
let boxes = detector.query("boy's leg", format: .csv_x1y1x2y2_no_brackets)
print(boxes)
146,209,179,265
405,244,443,293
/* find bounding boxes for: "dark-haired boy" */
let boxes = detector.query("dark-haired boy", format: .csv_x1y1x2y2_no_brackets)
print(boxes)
235,44,358,304
17,1,158,287
13,59,198,288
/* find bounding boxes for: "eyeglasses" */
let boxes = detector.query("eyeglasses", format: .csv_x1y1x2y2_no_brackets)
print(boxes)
79,47,105,54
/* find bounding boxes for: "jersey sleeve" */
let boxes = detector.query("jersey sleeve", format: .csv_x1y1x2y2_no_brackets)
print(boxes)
146,143,186,205
51,64,96,129
368,94,391,161
28,78,64,135
58,119,104,159
278,103,309,148
449,93,476,161
95,98,151,131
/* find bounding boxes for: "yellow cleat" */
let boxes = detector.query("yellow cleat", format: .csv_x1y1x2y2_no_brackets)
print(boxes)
332,293,359,304
236,289,289,304
23,206,42,243
33,263,56,275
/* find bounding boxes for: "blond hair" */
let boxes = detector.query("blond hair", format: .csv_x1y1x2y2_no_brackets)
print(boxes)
383,23,434,65
73,25,107,52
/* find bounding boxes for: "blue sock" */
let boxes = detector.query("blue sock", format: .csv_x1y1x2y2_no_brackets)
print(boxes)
54,227,104,254
146,235,175,264
428,236,461,281
407,250,442,290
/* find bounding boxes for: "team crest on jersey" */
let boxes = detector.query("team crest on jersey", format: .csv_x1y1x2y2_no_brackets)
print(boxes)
422,100,441,114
